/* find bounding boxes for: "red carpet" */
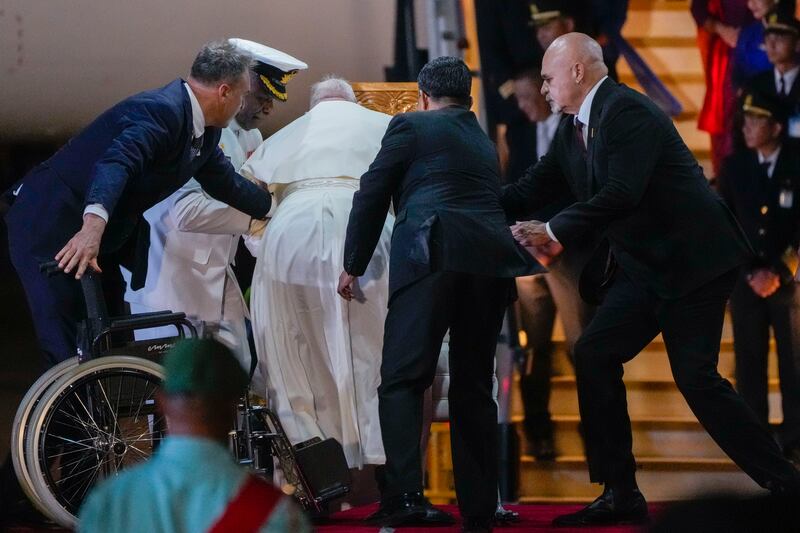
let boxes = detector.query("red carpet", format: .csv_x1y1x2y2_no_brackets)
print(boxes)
6,503,663,532
316,503,661,532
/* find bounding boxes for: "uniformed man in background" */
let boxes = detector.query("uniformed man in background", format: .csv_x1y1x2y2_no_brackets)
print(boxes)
719,91,800,467
474,0,543,182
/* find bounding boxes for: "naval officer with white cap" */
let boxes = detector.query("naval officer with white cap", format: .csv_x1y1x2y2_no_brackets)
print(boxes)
122,39,307,391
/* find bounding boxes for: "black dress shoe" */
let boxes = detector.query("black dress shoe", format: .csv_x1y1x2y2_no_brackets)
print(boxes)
365,491,455,527
553,487,648,527
462,517,493,532
528,435,556,461
494,505,520,523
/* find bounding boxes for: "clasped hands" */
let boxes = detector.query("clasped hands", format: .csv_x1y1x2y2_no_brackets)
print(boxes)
747,268,780,298
510,220,563,267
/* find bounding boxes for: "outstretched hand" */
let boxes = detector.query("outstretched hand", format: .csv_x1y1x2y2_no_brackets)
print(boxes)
511,220,553,247
55,214,106,279
242,170,271,194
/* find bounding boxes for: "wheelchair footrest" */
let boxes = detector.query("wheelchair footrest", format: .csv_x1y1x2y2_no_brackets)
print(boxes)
294,437,351,504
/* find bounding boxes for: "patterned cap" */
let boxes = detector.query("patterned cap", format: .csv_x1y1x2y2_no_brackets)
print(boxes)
529,0,579,27
764,11,800,37
742,91,787,123
229,38,308,102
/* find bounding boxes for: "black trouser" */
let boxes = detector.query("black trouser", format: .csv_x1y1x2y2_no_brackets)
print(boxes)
5,165,129,367
517,268,594,441
378,271,511,521
730,278,800,450
7,234,127,366
574,268,800,492
517,274,557,440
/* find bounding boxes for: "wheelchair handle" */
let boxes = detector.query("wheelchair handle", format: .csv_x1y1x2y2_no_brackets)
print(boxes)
39,261,108,321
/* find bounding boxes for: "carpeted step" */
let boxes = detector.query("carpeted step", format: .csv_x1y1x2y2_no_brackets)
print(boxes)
519,456,763,502
515,416,783,460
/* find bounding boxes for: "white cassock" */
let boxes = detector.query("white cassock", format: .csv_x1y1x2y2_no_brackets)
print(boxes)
121,120,264,387
240,100,392,468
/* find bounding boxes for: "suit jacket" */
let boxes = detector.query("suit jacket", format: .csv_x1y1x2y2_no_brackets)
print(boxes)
719,145,800,283
344,106,540,300
502,79,752,299
748,68,800,105
474,0,543,128
6,79,270,288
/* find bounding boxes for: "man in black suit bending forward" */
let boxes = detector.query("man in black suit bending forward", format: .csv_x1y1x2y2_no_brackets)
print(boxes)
504,33,800,527
338,57,539,531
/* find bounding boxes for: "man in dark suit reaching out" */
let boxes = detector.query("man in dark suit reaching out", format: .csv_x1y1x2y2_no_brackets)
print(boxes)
503,33,800,527
338,57,539,532
4,41,271,367
1,41,271,522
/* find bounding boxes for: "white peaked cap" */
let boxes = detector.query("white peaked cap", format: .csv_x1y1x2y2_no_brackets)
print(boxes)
229,38,308,72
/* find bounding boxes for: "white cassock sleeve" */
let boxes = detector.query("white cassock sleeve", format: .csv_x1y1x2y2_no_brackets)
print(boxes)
170,178,253,235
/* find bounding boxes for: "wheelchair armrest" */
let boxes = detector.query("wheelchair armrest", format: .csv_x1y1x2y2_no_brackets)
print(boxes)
107,312,193,333
112,310,175,320
89,314,197,356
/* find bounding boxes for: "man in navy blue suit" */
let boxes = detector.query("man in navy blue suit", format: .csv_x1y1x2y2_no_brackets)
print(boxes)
3,40,271,366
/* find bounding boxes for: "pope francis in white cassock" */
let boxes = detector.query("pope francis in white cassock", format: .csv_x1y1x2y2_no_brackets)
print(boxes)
241,78,392,469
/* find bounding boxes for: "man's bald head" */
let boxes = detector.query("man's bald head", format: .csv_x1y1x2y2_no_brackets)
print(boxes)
547,33,606,69
540,33,608,115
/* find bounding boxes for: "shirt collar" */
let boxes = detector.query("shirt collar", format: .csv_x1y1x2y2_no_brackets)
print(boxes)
537,112,561,157
576,76,609,126
757,145,781,167
156,435,233,463
183,82,206,138
775,65,800,89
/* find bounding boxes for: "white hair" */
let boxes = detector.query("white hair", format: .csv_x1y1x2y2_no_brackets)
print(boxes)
309,75,357,108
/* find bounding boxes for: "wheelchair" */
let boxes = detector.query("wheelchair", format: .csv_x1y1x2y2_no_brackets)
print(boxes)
11,262,350,528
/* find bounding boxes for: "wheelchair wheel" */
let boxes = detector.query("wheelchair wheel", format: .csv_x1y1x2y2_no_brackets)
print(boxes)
10,357,79,513
24,356,165,528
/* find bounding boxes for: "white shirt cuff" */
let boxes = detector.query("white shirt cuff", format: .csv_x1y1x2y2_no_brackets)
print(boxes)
545,222,559,243
243,234,262,257
84,203,109,223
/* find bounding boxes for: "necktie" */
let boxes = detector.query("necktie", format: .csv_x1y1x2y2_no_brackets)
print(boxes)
779,75,786,97
760,161,772,179
575,119,587,156
190,134,203,158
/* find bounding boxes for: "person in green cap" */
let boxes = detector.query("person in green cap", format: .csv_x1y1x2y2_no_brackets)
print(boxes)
77,338,310,533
